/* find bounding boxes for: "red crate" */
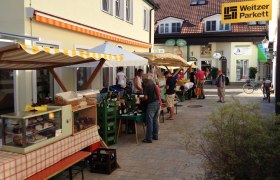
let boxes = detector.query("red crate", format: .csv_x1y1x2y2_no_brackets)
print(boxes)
86,141,101,152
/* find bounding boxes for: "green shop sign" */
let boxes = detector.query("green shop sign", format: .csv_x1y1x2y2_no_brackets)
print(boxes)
165,39,176,46
176,39,187,47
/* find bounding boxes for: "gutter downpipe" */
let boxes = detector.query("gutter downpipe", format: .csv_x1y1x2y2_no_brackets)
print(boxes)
149,7,154,53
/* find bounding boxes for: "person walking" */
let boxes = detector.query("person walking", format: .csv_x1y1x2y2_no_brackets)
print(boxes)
189,68,196,98
216,70,225,103
116,67,126,88
142,74,160,143
164,71,176,120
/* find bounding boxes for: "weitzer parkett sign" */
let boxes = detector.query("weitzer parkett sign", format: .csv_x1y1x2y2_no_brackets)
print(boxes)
222,0,272,24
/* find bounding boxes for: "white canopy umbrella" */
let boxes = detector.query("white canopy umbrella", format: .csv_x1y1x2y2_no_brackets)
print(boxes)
69,42,148,68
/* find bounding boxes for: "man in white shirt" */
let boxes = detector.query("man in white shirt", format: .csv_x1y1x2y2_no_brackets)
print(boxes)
116,67,126,88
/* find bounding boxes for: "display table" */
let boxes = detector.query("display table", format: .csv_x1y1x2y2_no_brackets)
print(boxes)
27,151,90,180
117,114,145,144
0,126,100,179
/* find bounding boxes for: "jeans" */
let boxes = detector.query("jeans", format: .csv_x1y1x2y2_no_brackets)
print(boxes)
145,101,160,141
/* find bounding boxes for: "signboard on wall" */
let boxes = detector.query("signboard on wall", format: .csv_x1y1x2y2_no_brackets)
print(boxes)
200,44,212,58
233,46,252,55
221,0,272,24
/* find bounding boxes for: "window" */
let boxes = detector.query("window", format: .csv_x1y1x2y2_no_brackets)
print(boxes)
198,0,206,5
125,0,131,21
164,23,169,33
190,1,198,5
102,0,109,12
206,21,216,32
248,21,257,25
172,23,181,33
219,21,231,31
258,21,267,25
143,8,149,31
236,60,249,81
159,24,164,34
115,0,120,17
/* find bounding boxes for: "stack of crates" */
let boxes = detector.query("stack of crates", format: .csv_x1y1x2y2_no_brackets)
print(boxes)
97,101,117,146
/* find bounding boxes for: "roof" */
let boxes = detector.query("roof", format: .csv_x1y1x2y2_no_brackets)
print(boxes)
144,0,159,9
0,42,122,70
154,0,267,34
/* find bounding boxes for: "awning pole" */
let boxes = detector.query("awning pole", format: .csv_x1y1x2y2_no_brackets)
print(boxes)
82,58,106,90
172,67,183,77
49,68,68,92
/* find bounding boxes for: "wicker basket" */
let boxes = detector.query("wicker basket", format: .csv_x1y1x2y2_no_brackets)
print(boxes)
55,91,82,107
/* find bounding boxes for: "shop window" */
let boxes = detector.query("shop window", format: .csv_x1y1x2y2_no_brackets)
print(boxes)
77,68,92,91
143,8,149,31
0,70,14,114
236,60,249,81
205,21,216,32
201,61,211,80
258,21,267,25
37,70,54,104
172,23,181,33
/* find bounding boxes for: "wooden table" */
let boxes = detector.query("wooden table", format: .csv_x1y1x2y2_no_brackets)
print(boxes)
117,114,146,144
27,151,91,180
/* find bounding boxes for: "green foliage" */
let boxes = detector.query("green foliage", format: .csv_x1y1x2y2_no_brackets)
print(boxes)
201,99,280,179
211,67,219,79
249,67,258,79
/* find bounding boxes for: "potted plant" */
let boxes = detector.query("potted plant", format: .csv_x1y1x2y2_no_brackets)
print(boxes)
249,67,258,80
211,67,219,85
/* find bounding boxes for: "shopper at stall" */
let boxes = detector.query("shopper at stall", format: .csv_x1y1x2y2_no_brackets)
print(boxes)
216,70,226,103
189,68,196,98
164,71,176,120
142,74,160,143
116,67,126,88
134,69,143,94
195,68,207,99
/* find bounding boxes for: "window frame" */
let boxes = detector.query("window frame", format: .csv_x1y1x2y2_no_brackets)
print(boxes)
125,0,132,22
143,7,149,31
205,20,216,32
171,22,181,33
219,21,231,31
115,0,121,17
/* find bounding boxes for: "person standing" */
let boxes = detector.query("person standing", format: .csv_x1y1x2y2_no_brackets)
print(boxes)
216,70,225,103
134,69,143,94
142,74,160,143
189,68,196,98
116,67,126,88
164,71,176,120
195,68,206,99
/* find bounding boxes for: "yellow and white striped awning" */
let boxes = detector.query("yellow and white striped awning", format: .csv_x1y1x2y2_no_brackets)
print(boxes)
135,52,193,67
0,42,123,70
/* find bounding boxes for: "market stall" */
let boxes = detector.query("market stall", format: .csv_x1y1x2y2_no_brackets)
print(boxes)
0,41,122,179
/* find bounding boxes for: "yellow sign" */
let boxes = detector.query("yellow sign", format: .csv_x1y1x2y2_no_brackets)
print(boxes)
222,0,272,24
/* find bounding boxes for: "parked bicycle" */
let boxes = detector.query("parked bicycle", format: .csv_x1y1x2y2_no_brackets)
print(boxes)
242,79,262,94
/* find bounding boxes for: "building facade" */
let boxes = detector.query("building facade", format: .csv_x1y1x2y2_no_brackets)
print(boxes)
0,0,157,112
153,0,269,83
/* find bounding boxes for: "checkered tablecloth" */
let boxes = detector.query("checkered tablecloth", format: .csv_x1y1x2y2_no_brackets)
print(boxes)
0,126,100,180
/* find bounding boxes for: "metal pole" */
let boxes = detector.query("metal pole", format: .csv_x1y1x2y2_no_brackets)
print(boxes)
276,15,280,114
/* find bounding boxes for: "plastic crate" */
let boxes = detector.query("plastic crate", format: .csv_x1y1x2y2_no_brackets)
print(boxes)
90,148,117,174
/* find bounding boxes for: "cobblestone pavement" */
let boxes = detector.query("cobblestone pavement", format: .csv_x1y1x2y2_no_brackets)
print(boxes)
74,85,275,180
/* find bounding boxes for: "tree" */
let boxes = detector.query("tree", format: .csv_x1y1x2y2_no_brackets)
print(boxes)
249,67,258,79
